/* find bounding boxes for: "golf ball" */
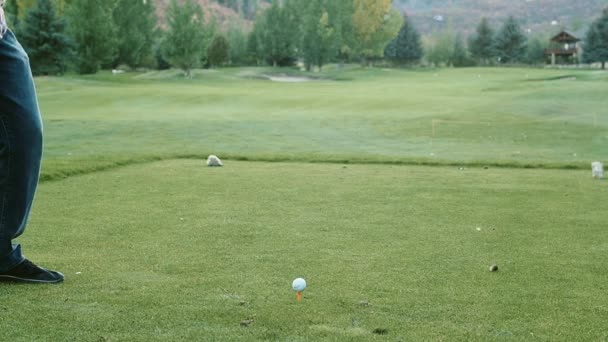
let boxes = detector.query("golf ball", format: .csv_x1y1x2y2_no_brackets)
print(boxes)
292,278,306,292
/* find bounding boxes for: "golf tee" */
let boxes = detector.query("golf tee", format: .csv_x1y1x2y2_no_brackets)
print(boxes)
297,291,302,302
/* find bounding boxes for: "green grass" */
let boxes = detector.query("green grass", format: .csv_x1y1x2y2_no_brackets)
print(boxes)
1,160,607,341
36,67,608,182
1,67,607,340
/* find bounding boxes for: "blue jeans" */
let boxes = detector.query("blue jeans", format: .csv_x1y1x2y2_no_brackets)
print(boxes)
0,30,43,272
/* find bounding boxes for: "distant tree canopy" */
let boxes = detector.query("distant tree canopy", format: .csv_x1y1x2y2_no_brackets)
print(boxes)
18,0,71,75
468,18,495,65
251,0,298,67
66,0,117,74
384,15,423,66
494,16,527,64
353,0,401,64
301,0,335,71
583,7,608,69
113,0,156,69
161,0,210,77
8,0,608,74
207,34,230,67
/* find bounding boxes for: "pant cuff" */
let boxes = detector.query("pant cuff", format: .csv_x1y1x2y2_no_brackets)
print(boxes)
0,243,25,272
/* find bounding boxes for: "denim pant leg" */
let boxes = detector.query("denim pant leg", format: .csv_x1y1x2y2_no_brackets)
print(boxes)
0,30,43,272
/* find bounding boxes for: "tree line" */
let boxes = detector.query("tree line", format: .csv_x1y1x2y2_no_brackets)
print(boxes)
3,0,608,76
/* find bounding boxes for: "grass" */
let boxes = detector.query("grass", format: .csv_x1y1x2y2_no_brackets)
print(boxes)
35,66,608,182
2,160,608,341
1,66,607,340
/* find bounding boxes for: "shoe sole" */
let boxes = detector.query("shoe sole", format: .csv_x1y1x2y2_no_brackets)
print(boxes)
0,274,64,284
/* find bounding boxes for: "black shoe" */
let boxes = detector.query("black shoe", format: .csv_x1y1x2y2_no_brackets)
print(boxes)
0,259,64,284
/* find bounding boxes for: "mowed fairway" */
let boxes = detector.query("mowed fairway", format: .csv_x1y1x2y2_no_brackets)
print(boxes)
34,67,608,180
1,161,607,341
1,67,607,341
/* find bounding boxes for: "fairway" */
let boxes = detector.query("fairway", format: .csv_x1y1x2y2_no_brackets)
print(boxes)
1,160,607,341
1,67,607,341
35,67,608,181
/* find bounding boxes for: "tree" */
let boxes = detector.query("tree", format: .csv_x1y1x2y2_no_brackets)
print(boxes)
161,0,206,77
66,0,118,74
450,34,471,67
352,0,399,65
301,0,335,71
17,0,71,75
246,23,263,65
113,0,156,69
583,8,608,69
384,14,423,66
207,34,230,67
425,29,455,67
469,18,495,65
525,37,547,65
226,22,248,65
327,0,356,65
255,0,297,67
16,0,35,20
494,16,527,64
3,0,20,29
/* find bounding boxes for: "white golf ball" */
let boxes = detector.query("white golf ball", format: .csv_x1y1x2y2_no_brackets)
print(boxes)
292,278,306,292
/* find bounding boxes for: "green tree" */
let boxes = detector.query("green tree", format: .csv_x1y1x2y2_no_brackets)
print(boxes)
255,0,297,67
246,24,262,65
16,0,35,20
207,34,230,67
3,0,20,29
66,0,118,74
583,7,608,69
425,29,454,67
469,17,495,65
17,0,71,75
113,0,156,69
161,0,206,77
450,34,471,67
301,0,335,71
327,0,356,65
352,0,401,65
384,14,423,66
494,16,527,64
226,22,248,65
525,37,547,65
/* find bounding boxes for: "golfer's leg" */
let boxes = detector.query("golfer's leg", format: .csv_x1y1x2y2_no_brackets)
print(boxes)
0,29,43,272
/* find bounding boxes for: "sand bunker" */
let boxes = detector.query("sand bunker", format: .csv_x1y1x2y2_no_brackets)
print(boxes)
263,75,317,83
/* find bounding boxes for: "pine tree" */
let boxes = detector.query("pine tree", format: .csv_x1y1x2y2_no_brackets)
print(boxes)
384,14,423,66
3,0,20,29
207,34,230,67
583,8,608,69
161,0,206,77
16,0,35,20
494,16,527,64
113,0,156,69
18,0,71,75
469,18,495,65
66,0,118,74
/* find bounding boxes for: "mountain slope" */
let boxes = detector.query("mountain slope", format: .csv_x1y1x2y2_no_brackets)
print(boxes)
395,0,605,37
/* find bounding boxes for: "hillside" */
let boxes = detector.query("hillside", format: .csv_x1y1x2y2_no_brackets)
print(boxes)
154,0,244,29
154,0,605,39
395,0,606,37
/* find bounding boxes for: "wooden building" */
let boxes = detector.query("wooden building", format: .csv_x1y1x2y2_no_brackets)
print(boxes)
545,31,581,65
